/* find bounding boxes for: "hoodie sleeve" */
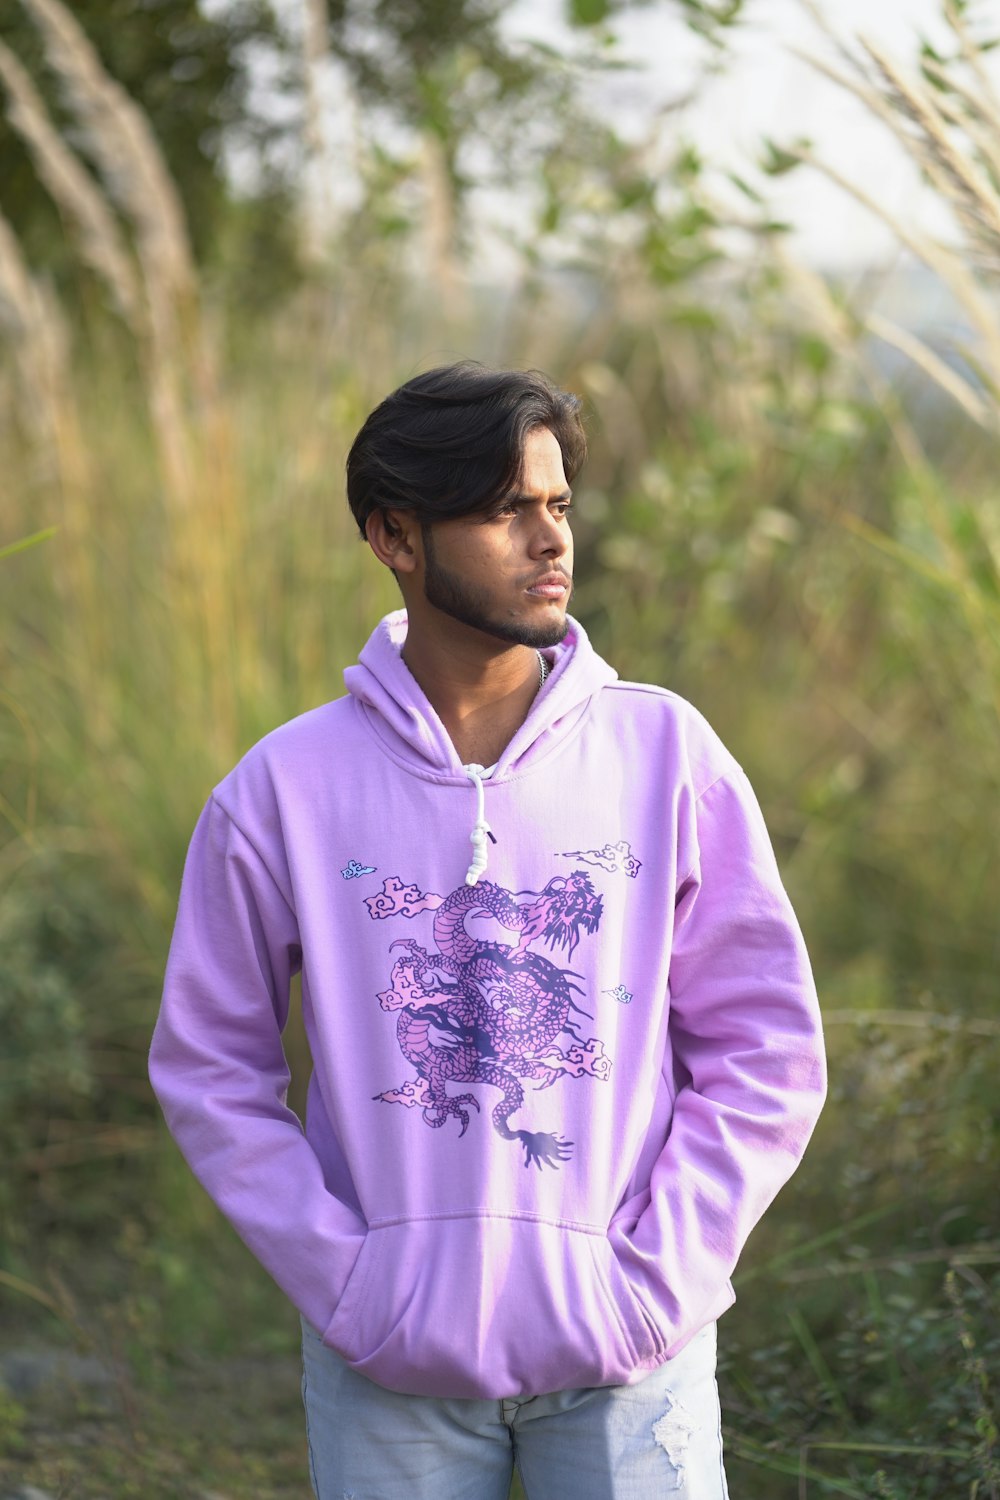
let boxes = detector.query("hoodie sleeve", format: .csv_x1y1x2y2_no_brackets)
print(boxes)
611,768,827,1349
148,794,366,1333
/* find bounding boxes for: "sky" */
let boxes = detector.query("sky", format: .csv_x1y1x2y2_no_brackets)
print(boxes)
505,0,987,270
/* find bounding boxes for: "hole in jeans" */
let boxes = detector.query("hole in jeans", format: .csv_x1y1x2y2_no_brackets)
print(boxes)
651,1393,698,1490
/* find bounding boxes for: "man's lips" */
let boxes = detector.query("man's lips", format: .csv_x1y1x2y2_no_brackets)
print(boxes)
525,573,571,598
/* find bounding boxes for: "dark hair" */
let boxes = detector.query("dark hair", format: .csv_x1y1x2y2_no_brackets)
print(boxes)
346,361,587,538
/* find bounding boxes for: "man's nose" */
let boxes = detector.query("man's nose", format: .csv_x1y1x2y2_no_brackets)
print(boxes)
530,510,569,557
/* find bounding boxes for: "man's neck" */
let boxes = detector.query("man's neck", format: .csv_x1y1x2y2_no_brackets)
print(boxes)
401,624,543,768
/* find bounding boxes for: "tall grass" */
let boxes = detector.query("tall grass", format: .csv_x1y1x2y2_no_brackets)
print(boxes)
785,0,1000,710
0,1,997,1495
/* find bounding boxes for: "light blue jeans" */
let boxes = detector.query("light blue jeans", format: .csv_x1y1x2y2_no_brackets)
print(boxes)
300,1316,730,1499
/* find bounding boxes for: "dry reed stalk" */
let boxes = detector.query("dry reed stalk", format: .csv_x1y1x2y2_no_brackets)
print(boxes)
779,0,1000,731
767,237,956,561
0,200,40,337
303,0,329,159
6,0,248,759
0,203,110,698
862,37,1000,271
944,0,1000,121
0,38,141,328
302,0,334,264
421,131,464,308
579,360,648,465
0,203,74,455
920,58,1000,189
17,0,194,311
792,0,1000,425
0,1268,72,1321
17,0,208,518
0,681,40,844
788,2,1000,712
781,122,999,346
786,56,1000,336
778,247,1000,694
17,0,255,755
865,309,996,429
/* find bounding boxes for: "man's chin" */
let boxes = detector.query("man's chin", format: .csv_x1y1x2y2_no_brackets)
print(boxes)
478,607,570,650
421,569,571,649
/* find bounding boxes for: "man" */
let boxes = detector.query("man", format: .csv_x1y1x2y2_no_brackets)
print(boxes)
149,362,826,1498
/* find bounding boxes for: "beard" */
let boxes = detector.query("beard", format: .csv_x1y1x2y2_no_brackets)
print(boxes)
421,526,571,649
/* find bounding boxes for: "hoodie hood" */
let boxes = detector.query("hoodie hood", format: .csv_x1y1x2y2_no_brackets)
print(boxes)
342,609,618,782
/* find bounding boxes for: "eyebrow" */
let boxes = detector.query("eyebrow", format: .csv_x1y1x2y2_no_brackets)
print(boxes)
502,489,573,504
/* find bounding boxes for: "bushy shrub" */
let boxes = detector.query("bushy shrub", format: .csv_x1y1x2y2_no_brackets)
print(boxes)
0,848,155,1238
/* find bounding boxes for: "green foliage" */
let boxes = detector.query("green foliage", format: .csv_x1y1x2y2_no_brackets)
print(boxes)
721,1261,1000,1497
0,857,97,1152
0,847,155,1233
760,135,814,175
567,0,745,42
325,0,536,106
0,1386,28,1460
675,0,745,42
319,0,744,259
322,0,549,224
569,0,613,25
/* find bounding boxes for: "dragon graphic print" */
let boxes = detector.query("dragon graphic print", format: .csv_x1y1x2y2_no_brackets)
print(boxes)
365,870,612,1170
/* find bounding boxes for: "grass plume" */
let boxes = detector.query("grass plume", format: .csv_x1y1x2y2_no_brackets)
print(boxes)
0,37,141,328
18,0,194,313
793,0,1000,409
0,201,75,458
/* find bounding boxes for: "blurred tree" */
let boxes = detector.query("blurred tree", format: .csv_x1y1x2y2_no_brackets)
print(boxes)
320,0,744,269
322,0,559,265
0,0,744,295
0,0,287,270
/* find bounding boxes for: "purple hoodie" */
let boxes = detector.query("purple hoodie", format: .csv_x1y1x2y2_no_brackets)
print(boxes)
149,610,826,1399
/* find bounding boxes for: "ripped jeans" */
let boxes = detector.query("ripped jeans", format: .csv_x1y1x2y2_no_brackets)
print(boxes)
300,1317,730,1499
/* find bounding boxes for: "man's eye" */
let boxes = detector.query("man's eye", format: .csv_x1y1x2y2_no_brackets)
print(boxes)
487,500,572,520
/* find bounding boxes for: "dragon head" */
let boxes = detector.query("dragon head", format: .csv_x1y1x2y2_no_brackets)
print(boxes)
530,871,603,958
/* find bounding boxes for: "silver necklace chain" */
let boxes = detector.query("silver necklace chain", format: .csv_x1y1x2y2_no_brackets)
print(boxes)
536,651,550,688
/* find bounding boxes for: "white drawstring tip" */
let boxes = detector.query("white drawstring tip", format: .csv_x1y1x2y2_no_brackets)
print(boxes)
465,819,491,885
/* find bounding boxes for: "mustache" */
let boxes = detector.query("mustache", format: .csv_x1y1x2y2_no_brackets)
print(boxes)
523,569,573,586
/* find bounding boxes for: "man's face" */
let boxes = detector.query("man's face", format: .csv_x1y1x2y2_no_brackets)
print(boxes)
418,426,575,649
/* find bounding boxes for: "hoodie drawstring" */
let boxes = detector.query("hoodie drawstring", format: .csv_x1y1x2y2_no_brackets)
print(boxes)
463,763,492,886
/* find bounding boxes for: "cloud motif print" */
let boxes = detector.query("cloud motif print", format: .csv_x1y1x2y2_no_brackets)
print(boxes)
558,839,642,878
366,871,612,1170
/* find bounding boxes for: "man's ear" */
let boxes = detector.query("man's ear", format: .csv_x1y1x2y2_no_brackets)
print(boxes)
365,508,420,575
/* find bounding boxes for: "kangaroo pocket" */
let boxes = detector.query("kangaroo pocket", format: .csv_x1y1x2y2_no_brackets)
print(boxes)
321,1215,665,1399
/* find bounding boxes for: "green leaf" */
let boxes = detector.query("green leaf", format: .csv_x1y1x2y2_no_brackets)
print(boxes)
0,526,57,562
568,0,611,26
728,171,765,204
760,136,813,176
667,304,720,330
